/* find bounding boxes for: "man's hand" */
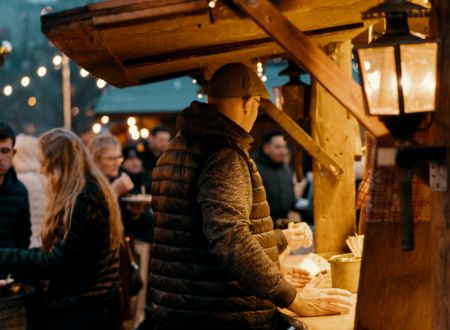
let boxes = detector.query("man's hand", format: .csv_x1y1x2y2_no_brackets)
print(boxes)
283,266,312,288
287,287,353,317
282,222,313,250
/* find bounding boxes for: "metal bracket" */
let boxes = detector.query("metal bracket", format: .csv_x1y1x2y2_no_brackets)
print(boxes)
429,163,447,192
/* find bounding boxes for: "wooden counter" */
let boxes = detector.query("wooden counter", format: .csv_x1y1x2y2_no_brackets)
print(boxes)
279,254,356,330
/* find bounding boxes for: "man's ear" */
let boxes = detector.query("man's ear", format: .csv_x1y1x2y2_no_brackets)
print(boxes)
242,97,252,113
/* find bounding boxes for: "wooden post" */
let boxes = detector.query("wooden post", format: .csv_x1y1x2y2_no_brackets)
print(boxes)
311,41,356,255
431,1,450,328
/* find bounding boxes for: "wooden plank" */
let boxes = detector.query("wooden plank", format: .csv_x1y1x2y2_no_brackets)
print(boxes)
355,223,432,329
431,1,450,328
311,41,356,254
261,99,343,177
41,0,380,87
232,0,389,138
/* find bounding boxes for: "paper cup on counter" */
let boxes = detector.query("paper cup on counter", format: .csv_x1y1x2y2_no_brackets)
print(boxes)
329,253,361,293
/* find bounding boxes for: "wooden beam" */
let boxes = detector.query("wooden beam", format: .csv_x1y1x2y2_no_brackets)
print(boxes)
261,99,343,177
231,0,389,138
431,1,450,328
311,41,356,254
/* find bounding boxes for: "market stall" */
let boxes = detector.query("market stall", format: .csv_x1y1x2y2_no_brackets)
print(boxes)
40,1,449,329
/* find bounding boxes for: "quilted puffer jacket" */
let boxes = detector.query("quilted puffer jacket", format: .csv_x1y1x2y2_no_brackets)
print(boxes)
149,101,296,329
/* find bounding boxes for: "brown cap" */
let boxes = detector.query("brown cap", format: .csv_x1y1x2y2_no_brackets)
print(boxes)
207,62,270,99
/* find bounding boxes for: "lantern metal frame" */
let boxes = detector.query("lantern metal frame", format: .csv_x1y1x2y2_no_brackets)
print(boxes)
354,0,439,141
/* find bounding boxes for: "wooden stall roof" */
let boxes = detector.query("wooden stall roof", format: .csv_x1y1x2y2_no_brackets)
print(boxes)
41,0,384,88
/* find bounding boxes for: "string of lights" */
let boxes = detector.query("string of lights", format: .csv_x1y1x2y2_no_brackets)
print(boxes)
1,53,108,105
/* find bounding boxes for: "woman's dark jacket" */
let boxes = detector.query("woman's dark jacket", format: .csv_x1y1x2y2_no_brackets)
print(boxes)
0,167,31,249
0,178,120,308
149,101,297,329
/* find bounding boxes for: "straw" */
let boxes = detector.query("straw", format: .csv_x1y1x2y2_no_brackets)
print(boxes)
346,234,364,258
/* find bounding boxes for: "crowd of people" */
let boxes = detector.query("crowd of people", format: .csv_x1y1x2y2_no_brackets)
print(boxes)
0,62,352,330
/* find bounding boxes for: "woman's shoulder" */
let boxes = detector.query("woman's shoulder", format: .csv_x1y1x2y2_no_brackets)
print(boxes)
77,177,107,210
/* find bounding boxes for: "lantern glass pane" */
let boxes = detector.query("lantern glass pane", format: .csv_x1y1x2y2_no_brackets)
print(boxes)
358,46,399,115
400,42,438,113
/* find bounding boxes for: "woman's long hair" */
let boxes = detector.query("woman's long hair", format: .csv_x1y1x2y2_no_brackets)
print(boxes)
39,128,123,251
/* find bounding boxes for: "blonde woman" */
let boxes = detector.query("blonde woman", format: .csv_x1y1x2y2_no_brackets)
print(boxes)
87,133,133,197
0,128,123,330
88,133,150,329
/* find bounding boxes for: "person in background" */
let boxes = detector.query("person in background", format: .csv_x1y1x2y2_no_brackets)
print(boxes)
0,128,122,330
0,122,31,251
78,126,97,146
138,125,172,174
12,133,47,248
253,130,301,229
121,144,153,329
110,123,132,147
88,134,147,329
88,134,134,197
148,62,352,329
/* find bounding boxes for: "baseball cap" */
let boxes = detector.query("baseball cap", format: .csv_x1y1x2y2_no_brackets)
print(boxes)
122,144,140,160
207,62,270,99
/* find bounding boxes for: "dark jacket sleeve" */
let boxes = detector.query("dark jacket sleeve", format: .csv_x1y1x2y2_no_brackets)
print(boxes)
197,147,296,308
14,185,31,249
0,193,101,279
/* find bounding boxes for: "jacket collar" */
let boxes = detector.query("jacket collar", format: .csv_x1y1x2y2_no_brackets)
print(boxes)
253,149,284,169
177,101,253,151
0,168,18,190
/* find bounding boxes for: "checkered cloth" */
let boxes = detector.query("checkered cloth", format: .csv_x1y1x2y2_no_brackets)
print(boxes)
356,133,431,223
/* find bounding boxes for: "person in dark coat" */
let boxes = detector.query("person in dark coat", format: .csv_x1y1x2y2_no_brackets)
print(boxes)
0,128,123,330
253,130,300,228
0,122,31,251
136,125,172,174
148,62,352,330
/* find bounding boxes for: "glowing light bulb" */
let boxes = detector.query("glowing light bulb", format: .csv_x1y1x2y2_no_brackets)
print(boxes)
92,123,102,134
96,79,106,89
52,55,62,66
80,68,89,78
140,128,149,139
3,85,12,96
37,66,47,77
27,97,37,107
101,115,110,124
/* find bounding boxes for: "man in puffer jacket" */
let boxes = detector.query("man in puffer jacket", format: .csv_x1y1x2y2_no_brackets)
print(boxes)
0,122,31,250
149,63,352,329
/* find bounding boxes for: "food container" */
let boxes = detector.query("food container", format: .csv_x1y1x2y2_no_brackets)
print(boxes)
329,253,361,293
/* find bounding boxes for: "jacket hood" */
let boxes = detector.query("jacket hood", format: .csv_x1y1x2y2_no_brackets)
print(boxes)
12,134,41,173
176,101,253,150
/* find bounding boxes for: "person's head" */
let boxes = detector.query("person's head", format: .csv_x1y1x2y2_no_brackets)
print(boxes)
149,125,171,156
0,122,16,181
38,128,122,252
122,144,143,174
87,134,123,179
261,130,288,164
109,123,130,146
206,62,269,133
12,133,41,173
